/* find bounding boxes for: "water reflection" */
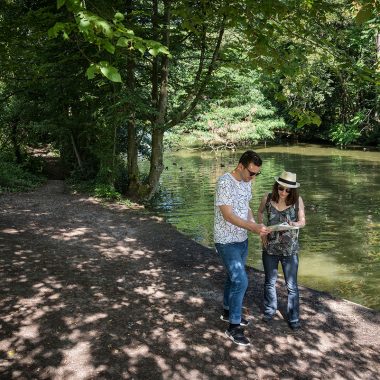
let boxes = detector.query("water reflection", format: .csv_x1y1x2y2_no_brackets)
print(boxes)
145,144,380,310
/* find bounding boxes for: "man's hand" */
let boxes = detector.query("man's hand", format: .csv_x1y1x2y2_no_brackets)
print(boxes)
249,222,269,235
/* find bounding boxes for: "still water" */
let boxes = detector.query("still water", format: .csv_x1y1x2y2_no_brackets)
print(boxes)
145,144,380,310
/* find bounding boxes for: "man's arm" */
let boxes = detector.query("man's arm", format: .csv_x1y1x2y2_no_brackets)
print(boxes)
248,208,255,223
257,194,269,246
219,204,268,235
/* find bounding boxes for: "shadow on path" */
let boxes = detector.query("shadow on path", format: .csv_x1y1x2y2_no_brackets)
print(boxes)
0,181,379,379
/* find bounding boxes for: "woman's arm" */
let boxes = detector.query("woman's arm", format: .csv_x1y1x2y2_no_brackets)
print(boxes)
291,196,306,227
257,193,268,224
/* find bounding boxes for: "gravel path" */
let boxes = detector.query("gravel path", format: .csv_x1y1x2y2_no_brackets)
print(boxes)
0,180,379,379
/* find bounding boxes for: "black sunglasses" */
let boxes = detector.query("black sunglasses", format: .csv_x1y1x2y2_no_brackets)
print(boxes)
278,186,291,193
246,168,261,177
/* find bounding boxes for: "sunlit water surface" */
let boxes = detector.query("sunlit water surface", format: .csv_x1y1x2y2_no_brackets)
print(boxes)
143,144,380,310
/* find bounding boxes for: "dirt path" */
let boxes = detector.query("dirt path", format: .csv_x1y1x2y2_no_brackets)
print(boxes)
0,180,379,379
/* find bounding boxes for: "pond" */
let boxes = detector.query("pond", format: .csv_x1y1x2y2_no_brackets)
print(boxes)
144,144,380,310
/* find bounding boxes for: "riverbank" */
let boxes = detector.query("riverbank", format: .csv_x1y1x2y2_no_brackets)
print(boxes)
0,180,379,379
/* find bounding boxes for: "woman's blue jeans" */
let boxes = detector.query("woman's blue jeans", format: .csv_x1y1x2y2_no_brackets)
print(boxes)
262,251,300,323
215,239,248,325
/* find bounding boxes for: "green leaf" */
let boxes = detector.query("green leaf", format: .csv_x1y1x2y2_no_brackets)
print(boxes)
103,40,115,54
148,48,158,57
99,62,122,82
134,39,146,55
114,12,124,22
57,0,66,9
86,64,98,80
48,22,67,38
116,37,130,47
274,92,287,102
355,6,373,24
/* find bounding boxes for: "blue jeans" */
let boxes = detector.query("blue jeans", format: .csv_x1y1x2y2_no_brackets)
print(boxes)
262,252,300,323
215,239,248,324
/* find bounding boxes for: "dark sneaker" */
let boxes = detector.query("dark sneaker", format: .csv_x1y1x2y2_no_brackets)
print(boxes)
225,326,251,346
220,314,249,326
288,321,301,330
262,315,273,323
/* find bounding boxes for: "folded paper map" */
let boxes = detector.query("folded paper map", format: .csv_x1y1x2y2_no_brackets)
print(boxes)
267,223,301,232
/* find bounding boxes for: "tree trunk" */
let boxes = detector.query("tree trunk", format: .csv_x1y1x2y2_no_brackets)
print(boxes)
142,0,170,200
126,113,140,195
126,55,140,195
70,131,83,170
147,127,165,198
10,119,22,164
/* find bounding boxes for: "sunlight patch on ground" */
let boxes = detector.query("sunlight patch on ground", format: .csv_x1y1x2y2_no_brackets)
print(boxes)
187,296,204,306
17,323,39,340
53,341,101,379
52,227,91,240
191,345,212,354
167,329,186,351
123,343,150,357
134,286,167,298
1,228,24,234
138,268,163,277
214,364,232,377
163,313,186,323
82,313,108,324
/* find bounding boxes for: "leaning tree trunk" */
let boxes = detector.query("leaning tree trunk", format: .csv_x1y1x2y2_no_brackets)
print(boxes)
141,0,170,200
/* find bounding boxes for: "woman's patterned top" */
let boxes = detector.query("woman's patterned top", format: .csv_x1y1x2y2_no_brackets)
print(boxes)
264,193,300,256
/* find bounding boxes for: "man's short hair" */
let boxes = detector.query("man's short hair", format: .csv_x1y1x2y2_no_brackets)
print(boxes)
239,150,262,167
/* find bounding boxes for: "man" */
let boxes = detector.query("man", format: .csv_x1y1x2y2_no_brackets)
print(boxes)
214,150,268,346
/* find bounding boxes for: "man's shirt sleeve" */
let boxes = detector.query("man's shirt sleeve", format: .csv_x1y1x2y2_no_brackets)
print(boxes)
215,177,233,207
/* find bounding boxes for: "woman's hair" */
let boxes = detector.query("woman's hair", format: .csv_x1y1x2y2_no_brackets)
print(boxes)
271,182,299,206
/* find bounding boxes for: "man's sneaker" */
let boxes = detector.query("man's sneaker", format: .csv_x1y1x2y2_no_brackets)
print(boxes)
225,326,251,346
220,314,249,326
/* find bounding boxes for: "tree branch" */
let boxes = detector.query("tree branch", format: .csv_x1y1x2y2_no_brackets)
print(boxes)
167,14,226,128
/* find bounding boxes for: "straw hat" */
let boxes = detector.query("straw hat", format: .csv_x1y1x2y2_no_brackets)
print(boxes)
274,171,300,188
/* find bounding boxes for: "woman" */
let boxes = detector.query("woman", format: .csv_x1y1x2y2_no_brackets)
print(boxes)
257,171,306,330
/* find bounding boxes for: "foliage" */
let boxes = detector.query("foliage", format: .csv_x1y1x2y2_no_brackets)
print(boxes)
1,0,380,203
243,0,380,145
49,0,170,82
171,69,285,149
329,112,367,146
0,160,45,193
